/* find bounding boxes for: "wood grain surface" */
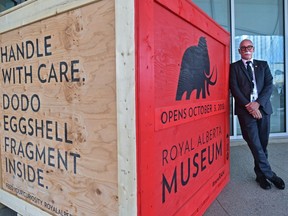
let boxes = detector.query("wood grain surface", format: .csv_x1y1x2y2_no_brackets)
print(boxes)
0,0,118,215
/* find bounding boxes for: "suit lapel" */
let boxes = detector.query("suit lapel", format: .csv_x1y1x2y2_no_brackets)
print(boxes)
253,60,260,89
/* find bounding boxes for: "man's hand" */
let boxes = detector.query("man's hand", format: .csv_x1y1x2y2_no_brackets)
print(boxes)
251,109,262,119
245,101,260,113
245,102,262,119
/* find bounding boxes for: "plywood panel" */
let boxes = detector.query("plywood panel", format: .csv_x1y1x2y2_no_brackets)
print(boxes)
0,0,102,34
0,0,118,215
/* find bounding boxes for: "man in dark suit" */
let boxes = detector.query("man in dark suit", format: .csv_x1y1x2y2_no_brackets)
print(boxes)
230,39,285,190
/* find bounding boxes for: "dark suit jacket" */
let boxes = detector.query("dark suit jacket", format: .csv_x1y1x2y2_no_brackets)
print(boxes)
230,59,273,115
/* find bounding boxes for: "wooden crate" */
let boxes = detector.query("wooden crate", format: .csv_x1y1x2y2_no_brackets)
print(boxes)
0,0,230,215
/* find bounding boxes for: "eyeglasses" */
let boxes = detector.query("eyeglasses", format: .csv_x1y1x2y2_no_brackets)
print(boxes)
239,45,254,51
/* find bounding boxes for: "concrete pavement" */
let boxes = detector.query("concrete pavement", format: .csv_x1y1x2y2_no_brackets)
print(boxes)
204,138,288,216
0,206,16,216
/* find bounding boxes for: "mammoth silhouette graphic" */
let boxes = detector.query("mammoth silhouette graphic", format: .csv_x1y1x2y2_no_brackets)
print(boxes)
176,37,217,100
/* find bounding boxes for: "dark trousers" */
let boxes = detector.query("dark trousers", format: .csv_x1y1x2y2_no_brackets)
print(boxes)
237,110,274,179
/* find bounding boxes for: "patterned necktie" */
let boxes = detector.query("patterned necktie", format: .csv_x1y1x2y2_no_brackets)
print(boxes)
246,61,253,80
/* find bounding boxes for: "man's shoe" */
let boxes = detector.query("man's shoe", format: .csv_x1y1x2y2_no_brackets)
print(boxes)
270,175,285,190
256,176,271,190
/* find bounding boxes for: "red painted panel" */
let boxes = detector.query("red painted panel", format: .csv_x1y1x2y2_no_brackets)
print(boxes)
136,1,230,215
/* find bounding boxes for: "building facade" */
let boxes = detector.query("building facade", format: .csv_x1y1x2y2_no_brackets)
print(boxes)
193,0,287,139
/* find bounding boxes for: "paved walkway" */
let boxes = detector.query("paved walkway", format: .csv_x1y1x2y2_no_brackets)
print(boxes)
0,206,16,216
204,138,288,216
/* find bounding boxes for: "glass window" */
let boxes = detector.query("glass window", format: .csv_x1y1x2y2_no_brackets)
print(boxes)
191,0,233,134
234,0,285,133
191,0,230,32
